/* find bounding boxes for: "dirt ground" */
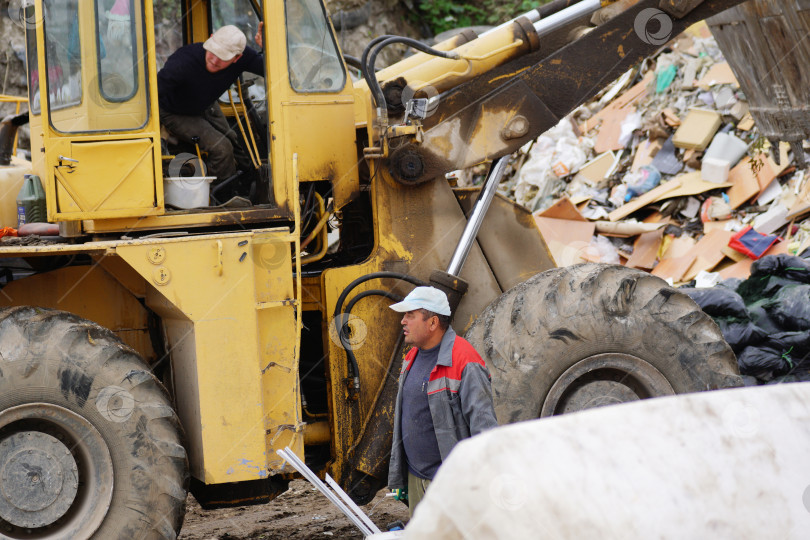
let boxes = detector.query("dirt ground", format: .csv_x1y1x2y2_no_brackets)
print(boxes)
178,480,409,539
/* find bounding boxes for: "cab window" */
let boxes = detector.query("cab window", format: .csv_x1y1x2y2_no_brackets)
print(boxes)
285,0,346,93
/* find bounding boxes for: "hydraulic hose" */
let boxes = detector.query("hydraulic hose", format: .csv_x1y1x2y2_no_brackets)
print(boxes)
363,37,460,110
334,272,428,394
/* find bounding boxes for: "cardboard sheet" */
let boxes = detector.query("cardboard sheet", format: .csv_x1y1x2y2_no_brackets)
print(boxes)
609,179,682,222
538,197,588,221
696,62,739,88
533,217,595,267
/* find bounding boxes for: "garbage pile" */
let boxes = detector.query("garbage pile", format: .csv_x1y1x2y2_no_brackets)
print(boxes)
492,22,810,284
681,254,810,385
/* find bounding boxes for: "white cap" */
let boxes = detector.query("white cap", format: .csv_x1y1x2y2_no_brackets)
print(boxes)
389,286,451,316
203,25,246,62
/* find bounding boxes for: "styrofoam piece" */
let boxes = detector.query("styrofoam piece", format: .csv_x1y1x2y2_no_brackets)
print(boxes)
757,179,783,205
163,176,215,209
704,132,749,166
701,156,731,183
752,203,789,235
405,383,810,538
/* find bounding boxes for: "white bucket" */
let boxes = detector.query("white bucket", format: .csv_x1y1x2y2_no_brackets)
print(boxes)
163,176,215,209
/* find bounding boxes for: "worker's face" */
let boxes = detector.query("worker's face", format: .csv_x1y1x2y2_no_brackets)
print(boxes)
205,51,241,73
401,309,437,349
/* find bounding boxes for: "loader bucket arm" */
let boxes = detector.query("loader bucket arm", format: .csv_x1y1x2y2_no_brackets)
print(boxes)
385,0,748,184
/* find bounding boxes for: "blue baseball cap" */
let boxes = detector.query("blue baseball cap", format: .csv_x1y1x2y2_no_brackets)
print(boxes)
389,286,451,316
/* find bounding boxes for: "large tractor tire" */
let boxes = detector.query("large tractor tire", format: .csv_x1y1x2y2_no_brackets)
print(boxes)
465,264,742,423
0,307,188,539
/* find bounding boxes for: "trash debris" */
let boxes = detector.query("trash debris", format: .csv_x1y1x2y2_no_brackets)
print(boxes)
494,20,810,286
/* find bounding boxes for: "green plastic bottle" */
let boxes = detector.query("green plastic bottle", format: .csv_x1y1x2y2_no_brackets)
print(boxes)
16,174,46,226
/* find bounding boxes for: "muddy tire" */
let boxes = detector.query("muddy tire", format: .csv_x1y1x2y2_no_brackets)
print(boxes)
465,264,741,423
0,307,188,539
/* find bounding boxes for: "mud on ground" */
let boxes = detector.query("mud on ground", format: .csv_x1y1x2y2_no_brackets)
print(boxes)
178,480,409,539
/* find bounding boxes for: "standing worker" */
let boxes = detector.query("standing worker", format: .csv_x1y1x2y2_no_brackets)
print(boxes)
388,286,499,516
157,24,264,182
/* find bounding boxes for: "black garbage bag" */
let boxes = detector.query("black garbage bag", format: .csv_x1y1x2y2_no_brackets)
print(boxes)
718,277,744,292
737,331,810,380
680,287,748,318
714,317,768,355
750,254,810,281
737,254,810,303
746,298,782,334
766,284,810,332
737,345,791,379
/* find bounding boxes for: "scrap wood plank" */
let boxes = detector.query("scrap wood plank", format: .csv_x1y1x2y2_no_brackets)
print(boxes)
682,229,734,281
581,71,653,133
626,229,664,269
595,106,635,154
653,171,731,201
608,178,682,222
727,157,761,209
787,172,810,220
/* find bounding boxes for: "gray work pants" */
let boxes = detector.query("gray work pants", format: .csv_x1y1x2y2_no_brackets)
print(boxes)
160,104,239,181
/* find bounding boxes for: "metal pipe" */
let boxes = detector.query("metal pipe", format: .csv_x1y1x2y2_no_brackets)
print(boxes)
446,159,508,277
277,447,376,536
533,0,602,37
325,474,381,535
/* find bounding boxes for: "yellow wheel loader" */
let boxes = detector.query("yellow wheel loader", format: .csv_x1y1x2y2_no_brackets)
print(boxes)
0,0,797,536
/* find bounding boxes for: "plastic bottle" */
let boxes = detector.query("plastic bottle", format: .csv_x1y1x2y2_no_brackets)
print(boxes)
16,174,46,226
624,165,662,202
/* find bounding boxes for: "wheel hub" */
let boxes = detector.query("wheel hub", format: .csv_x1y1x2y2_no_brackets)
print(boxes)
0,431,79,528
541,353,676,417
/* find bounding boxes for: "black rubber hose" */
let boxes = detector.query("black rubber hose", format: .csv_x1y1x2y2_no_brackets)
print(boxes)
340,290,403,398
360,35,396,101
343,54,363,71
365,37,459,110
334,272,428,392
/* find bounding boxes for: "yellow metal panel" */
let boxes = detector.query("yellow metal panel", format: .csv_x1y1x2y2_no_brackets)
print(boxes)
114,230,301,484
0,265,155,360
117,234,266,483
282,98,359,210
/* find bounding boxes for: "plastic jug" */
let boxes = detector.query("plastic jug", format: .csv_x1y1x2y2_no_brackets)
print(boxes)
16,174,46,226
0,162,27,228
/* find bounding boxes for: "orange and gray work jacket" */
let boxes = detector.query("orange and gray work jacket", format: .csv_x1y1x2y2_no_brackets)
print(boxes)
388,327,499,490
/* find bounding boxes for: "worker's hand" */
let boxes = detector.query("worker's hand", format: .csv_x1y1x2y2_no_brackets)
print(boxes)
255,21,263,48
391,487,408,503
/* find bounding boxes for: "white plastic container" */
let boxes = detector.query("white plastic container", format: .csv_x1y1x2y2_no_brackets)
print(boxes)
704,132,748,166
163,176,215,209
701,156,731,183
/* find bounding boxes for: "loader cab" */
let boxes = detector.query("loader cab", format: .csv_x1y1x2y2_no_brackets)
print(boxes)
22,0,359,233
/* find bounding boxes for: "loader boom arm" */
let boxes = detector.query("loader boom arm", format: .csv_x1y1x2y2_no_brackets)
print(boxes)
380,0,748,184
